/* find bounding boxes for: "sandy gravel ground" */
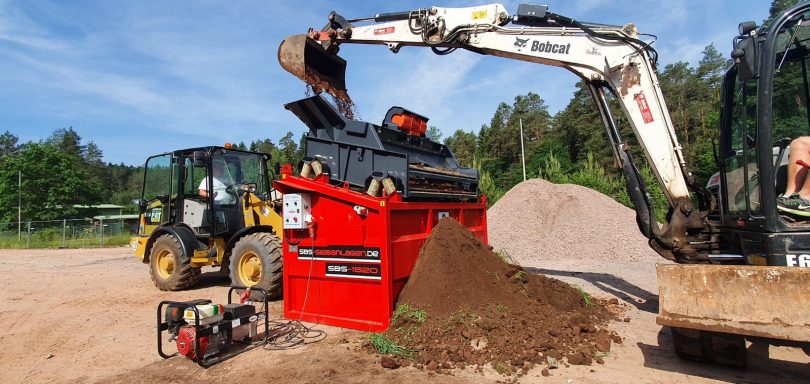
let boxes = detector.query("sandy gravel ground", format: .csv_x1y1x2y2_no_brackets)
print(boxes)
0,247,807,383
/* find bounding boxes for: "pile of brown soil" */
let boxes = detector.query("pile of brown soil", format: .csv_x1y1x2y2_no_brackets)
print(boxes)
378,218,620,374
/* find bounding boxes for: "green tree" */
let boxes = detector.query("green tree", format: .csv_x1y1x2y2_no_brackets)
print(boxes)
0,131,18,159
0,142,102,222
767,0,803,23
697,44,725,86
549,82,606,165
475,93,552,190
444,129,477,167
46,127,84,159
250,138,276,154
277,131,303,166
426,126,442,142
472,158,503,206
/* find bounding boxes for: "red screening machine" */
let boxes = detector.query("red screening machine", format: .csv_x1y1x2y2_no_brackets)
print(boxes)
274,96,487,331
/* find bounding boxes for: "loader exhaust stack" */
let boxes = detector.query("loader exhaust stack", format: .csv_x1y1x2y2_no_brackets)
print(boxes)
278,34,348,93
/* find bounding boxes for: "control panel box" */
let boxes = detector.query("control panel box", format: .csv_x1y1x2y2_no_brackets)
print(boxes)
282,193,311,229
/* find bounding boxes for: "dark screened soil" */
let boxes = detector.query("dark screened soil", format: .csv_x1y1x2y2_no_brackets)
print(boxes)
378,218,621,375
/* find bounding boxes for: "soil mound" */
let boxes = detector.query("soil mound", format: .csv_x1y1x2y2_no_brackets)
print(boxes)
381,218,618,374
488,179,661,265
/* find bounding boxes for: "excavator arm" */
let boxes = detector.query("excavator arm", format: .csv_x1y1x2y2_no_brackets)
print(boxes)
279,4,713,262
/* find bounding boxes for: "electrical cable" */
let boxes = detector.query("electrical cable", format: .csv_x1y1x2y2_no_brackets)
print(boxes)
263,225,326,350
298,231,316,324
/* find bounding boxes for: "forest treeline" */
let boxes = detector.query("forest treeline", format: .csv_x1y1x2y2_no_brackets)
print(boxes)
0,129,304,221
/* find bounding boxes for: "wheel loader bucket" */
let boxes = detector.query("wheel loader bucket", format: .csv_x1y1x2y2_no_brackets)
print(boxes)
278,34,347,92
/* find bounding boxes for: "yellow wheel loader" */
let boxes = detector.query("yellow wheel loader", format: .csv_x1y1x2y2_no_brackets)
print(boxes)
130,146,284,298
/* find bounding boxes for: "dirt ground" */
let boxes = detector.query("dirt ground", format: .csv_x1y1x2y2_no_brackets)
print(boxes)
0,247,807,383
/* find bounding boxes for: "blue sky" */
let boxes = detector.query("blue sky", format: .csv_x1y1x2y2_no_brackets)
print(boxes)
1,0,769,165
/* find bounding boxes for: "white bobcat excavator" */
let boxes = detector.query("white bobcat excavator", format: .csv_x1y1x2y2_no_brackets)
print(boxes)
279,3,810,364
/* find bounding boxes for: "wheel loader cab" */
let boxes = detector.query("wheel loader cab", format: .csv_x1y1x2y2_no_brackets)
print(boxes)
139,147,271,237
186,151,269,236
716,2,810,266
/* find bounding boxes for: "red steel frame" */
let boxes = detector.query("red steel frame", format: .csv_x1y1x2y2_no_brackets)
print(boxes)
274,168,487,332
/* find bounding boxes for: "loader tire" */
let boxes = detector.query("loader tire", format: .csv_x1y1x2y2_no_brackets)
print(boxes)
149,234,200,291
229,232,283,300
670,327,747,367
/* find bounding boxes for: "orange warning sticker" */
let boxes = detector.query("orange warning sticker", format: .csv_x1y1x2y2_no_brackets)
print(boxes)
635,93,654,124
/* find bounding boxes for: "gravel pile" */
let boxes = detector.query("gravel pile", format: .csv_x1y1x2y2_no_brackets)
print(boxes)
487,179,661,265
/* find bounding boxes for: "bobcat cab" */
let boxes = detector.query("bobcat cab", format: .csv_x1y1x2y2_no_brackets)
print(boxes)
715,3,810,266
130,146,284,297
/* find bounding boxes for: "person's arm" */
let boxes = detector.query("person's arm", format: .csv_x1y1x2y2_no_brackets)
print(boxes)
198,177,209,199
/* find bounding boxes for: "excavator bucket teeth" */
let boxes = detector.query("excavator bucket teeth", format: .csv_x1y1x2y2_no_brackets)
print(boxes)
278,34,347,92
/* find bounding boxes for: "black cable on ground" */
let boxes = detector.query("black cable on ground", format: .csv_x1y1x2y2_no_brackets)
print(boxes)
263,319,327,350
263,227,326,350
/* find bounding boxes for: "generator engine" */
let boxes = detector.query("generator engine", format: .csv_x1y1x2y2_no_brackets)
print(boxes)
176,325,227,360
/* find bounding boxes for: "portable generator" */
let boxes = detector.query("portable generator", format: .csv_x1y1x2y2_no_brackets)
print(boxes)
156,286,269,367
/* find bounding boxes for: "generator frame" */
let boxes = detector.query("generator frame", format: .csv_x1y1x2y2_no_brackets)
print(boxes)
156,286,270,367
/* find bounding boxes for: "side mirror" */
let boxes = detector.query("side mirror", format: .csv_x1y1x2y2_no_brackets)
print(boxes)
132,198,147,213
192,150,207,167
733,36,758,81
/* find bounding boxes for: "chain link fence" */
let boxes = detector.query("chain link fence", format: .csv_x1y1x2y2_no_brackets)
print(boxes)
0,218,139,249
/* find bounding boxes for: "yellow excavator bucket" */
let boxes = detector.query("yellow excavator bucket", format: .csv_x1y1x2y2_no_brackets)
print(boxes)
657,264,810,342
278,34,347,92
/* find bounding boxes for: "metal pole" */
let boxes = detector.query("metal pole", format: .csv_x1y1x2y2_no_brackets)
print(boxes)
62,219,67,248
26,221,31,248
100,218,104,247
519,118,527,181
18,170,21,242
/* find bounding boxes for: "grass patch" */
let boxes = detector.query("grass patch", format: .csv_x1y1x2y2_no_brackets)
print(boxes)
495,249,515,264
575,286,594,306
450,310,480,329
391,304,427,324
512,270,526,283
496,303,509,313
492,361,511,375
368,333,412,357
0,234,132,249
